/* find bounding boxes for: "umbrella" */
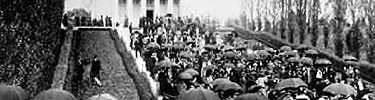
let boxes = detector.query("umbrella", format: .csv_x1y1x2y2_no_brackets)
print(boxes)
172,44,185,50
224,51,237,58
257,50,271,58
223,63,236,68
203,45,218,50
184,68,199,76
235,46,247,51
87,93,117,100
304,49,319,55
179,72,193,79
145,42,160,49
156,60,179,69
222,46,235,51
315,59,332,65
280,46,292,52
265,48,276,53
161,44,172,49
296,44,309,50
178,52,194,59
215,82,242,91
343,55,357,61
33,89,77,100
0,85,29,100
203,65,218,70
284,50,298,57
323,83,357,96
300,57,313,65
234,93,269,100
248,85,264,93
244,53,260,61
176,88,220,100
209,78,231,86
287,57,300,63
275,78,308,90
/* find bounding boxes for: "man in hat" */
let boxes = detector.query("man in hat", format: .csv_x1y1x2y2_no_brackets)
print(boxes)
91,55,102,81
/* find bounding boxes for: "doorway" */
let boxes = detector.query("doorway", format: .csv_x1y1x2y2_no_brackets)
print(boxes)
146,10,154,19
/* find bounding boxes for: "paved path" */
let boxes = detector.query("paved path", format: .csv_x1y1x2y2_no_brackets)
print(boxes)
116,27,161,100
76,30,140,100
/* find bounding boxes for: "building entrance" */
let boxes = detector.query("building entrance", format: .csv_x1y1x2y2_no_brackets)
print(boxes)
146,10,154,19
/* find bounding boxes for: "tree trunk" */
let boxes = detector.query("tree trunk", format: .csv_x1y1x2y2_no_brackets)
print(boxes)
51,29,74,89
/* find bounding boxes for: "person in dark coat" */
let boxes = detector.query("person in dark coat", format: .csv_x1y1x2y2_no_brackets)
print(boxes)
91,55,102,81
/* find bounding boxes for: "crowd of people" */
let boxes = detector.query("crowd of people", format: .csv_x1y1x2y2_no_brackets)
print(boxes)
129,15,374,100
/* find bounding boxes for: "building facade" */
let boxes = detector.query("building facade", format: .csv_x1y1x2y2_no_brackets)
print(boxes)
65,0,181,27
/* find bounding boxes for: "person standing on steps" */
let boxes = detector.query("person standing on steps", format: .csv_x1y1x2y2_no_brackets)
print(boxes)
91,55,102,82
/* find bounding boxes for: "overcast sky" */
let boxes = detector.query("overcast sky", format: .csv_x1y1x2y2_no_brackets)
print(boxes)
181,0,242,22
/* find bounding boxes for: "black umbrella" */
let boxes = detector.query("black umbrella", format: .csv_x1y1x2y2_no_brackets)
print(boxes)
275,78,308,90
343,55,357,61
145,42,160,49
224,51,237,58
296,44,309,51
280,46,292,52
304,49,319,55
177,88,220,100
315,59,332,65
33,89,77,100
0,85,29,100
234,93,269,100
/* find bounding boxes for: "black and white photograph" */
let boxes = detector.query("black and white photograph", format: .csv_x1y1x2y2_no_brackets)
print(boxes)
1,0,375,100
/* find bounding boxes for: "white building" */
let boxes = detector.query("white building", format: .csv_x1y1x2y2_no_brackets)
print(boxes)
65,0,182,27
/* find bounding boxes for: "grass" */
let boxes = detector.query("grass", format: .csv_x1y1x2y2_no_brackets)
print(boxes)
72,30,140,100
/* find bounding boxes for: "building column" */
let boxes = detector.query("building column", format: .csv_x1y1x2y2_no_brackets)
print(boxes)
168,0,174,14
154,0,160,18
140,0,147,17
127,0,133,25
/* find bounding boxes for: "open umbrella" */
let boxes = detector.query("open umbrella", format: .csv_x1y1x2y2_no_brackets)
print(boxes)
300,57,313,65
323,83,357,96
145,42,160,49
296,44,309,50
275,78,308,90
179,72,193,79
244,53,260,61
0,85,28,100
176,88,220,100
265,48,276,53
257,50,271,58
184,68,199,76
87,93,117,100
33,89,77,100
172,44,185,50
222,45,235,51
209,78,231,86
203,45,218,51
343,55,357,61
224,51,237,58
280,46,292,52
214,81,242,91
156,60,179,69
178,52,194,59
305,49,319,55
315,59,332,65
223,63,236,68
235,46,247,51
287,57,300,63
234,93,269,100
161,44,172,49
283,50,298,57
203,65,218,70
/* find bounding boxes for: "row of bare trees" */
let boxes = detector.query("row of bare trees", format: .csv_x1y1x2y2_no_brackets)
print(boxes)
234,0,375,63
